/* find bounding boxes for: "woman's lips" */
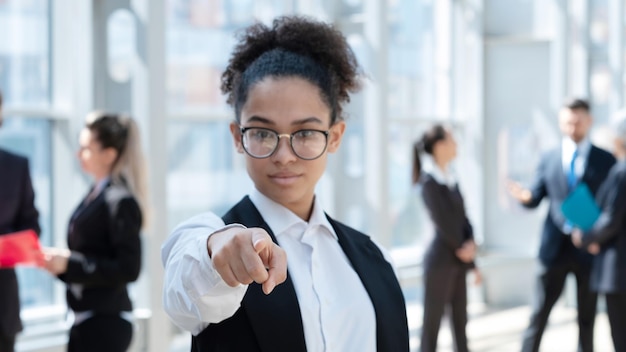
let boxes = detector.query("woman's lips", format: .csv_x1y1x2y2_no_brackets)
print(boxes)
269,172,301,185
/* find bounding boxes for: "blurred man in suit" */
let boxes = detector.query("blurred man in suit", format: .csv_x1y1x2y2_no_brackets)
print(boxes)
0,89,41,352
508,98,615,352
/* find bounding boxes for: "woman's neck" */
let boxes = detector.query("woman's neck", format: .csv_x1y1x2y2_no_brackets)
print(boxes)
435,159,449,174
93,173,110,184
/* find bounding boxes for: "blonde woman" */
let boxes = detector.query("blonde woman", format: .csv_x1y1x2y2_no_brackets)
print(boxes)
43,112,147,352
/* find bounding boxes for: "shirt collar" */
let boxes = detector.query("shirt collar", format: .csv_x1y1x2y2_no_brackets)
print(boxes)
249,189,337,241
91,177,110,198
562,137,591,159
428,164,457,188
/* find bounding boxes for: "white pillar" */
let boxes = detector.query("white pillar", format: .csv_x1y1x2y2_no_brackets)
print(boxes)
570,0,590,98
363,0,390,246
131,0,169,351
551,0,568,108
608,0,624,113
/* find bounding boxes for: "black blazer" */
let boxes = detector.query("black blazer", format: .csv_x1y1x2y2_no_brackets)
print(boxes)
0,149,40,336
192,196,409,352
420,173,475,270
524,145,615,266
59,179,142,314
583,160,626,293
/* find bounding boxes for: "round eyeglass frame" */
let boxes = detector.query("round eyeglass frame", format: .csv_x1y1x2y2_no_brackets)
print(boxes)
239,126,330,160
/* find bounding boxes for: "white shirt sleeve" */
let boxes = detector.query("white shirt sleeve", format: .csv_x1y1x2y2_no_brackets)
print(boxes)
161,212,248,335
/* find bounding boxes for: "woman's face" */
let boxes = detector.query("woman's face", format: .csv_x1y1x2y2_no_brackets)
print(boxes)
433,130,457,164
230,76,345,220
77,128,116,180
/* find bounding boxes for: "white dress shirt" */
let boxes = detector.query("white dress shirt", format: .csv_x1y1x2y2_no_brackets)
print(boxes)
161,189,393,352
562,137,591,180
427,164,457,188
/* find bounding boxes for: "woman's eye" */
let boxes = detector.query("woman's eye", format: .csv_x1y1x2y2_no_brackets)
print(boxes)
295,130,314,138
251,130,273,139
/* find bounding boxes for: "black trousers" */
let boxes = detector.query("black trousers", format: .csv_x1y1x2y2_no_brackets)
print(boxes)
606,293,626,352
420,265,468,352
0,332,15,352
521,259,597,352
68,315,133,352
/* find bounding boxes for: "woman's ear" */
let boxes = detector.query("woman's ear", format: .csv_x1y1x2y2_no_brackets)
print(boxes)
327,121,346,153
103,147,118,167
229,122,244,154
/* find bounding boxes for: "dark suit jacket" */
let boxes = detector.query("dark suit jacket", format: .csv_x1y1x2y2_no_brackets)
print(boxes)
192,196,409,352
583,160,626,293
420,173,475,270
524,145,615,266
58,179,142,314
0,148,40,336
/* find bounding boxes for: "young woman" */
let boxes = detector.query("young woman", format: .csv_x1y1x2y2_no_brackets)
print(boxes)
411,124,481,352
43,112,146,352
161,15,409,352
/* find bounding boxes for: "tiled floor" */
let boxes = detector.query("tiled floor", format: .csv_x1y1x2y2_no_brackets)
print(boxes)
170,301,615,352
407,301,615,352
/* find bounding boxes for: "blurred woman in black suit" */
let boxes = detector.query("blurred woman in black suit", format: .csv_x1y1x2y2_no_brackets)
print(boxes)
573,113,626,352
43,112,147,352
412,124,481,352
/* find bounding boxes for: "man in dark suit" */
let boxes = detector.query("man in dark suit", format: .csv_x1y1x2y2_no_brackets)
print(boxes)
0,90,41,352
508,98,616,352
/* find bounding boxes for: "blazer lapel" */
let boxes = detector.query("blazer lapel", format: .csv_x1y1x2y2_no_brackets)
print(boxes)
222,197,307,352
581,145,599,185
328,217,410,352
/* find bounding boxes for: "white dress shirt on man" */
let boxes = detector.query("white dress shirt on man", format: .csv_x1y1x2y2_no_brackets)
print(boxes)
562,137,591,180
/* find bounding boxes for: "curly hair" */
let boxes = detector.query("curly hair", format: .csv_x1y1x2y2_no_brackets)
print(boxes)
221,15,362,124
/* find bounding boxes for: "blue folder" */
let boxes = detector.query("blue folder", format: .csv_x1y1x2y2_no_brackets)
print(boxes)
561,183,601,231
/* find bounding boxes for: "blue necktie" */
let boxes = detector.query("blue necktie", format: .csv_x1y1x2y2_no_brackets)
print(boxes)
567,148,578,190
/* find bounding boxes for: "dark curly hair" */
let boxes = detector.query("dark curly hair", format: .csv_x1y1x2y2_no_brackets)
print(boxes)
221,15,362,124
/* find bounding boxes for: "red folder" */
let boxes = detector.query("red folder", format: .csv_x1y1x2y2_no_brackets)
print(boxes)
0,229,43,268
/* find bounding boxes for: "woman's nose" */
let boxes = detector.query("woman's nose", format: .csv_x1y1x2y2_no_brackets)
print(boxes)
271,136,297,162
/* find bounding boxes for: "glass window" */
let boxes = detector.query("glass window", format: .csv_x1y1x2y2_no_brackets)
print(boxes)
388,0,439,119
166,0,292,114
386,0,453,247
0,0,50,108
387,123,433,247
167,120,253,227
107,9,136,83
589,0,610,121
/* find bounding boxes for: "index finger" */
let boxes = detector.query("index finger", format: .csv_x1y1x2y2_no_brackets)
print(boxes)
261,245,287,295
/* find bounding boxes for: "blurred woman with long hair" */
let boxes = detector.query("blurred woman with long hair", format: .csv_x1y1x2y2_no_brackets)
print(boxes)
43,112,147,352
412,124,480,352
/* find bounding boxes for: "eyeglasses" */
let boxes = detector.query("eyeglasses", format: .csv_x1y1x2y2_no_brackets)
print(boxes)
240,126,330,160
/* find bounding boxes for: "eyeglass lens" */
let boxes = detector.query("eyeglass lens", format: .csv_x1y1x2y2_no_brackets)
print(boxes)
242,128,328,160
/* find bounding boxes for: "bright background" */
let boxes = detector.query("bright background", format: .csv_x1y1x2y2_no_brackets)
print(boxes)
1,0,624,350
